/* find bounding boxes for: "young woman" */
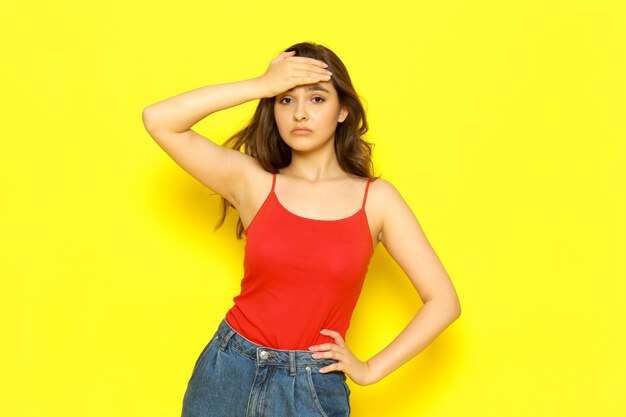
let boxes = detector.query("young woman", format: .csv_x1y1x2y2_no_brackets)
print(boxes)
142,42,461,417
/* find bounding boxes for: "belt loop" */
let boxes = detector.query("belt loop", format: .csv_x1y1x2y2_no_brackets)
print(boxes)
289,351,296,376
220,329,235,351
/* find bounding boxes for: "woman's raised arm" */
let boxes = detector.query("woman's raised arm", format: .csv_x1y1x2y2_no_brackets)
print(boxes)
141,51,331,207
141,77,267,206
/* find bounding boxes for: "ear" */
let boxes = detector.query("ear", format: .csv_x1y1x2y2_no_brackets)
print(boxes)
338,105,349,123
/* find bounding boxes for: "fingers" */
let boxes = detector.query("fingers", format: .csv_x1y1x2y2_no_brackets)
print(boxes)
309,342,335,351
289,56,328,68
291,75,332,85
319,363,339,374
277,59,332,83
311,351,329,359
292,63,331,75
263,52,331,97
311,348,338,360
279,50,327,69
276,51,327,69
288,72,332,87
288,62,330,84
320,329,344,345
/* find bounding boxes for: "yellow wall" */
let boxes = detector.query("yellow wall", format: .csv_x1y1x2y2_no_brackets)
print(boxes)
1,1,624,416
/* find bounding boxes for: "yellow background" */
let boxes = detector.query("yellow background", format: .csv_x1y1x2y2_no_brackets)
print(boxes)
2,1,625,416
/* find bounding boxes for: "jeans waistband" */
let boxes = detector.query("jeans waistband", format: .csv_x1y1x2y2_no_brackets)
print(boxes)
216,317,339,368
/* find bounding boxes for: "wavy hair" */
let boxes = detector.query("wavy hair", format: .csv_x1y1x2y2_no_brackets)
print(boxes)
215,41,379,238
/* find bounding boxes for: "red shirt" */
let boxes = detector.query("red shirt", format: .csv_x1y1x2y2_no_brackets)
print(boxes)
225,173,374,350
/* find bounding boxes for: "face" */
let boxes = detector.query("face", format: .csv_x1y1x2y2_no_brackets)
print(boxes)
273,80,349,153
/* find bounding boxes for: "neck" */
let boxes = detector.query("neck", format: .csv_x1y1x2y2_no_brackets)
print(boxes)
282,145,344,182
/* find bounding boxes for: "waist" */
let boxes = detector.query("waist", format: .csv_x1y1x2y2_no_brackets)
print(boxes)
217,317,340,368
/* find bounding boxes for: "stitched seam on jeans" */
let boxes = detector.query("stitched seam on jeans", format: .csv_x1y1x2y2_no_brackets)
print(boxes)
306,367,330,417
256,366,276,416
230,345,257,361
245,364,261,417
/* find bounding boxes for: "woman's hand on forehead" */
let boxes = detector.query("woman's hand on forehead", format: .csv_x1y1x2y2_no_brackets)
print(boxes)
256,50,333,98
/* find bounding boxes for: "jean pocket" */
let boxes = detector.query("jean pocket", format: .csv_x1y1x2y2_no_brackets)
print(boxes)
305,366,350,417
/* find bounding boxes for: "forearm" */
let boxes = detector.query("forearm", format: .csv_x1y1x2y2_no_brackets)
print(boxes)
365,300,461,384
142,77,267,133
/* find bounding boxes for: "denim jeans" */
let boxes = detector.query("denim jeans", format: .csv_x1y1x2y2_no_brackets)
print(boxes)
181,317,352,417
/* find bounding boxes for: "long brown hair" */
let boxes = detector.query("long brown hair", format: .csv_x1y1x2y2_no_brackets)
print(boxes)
215,41,379,238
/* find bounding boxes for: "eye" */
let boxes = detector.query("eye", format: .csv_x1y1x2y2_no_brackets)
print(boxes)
278,96,326,104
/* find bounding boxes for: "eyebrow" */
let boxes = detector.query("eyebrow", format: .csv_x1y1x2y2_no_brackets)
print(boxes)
284,85,330,94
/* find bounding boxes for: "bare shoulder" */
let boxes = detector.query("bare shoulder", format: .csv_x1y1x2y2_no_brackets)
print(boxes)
366,177,417,244
361,177,406,244
368,177,406,208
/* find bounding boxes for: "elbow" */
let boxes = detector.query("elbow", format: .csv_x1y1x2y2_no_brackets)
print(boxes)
443,298,461,321
142,107,157,132
425,293,461,319
422,296,461,322
450,295,461,319
453,302,461,319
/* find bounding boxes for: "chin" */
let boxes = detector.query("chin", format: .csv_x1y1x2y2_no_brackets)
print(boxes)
292,142,333,154
280,132,333,151
286,143,315,153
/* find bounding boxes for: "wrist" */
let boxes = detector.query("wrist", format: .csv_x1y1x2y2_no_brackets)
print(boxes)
248,76,270,99
364,360,380,385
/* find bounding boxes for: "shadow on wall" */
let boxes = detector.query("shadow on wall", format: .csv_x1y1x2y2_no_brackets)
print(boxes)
147,160,245,253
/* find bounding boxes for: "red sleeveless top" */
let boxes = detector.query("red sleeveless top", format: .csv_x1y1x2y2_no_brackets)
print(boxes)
225,173,374,350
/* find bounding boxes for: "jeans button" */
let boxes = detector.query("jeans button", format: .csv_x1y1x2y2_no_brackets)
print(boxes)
259,350,268,359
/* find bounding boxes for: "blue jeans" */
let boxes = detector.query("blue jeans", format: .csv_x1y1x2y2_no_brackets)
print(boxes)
181,317,352,417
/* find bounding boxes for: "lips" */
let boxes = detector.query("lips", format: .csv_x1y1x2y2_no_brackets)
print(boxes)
291,126,312,133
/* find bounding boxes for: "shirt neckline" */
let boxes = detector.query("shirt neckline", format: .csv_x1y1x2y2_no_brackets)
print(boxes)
271,189,364,223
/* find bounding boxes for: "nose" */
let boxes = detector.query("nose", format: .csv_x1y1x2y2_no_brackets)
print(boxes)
293,102,308,121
